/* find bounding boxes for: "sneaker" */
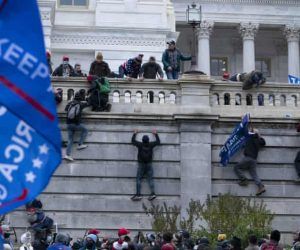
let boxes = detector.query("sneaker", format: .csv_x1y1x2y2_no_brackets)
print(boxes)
148,194,156,201
238,178,249,186
64,155,74,161
77,144,88,150
256,186,266,196
131,195,142,201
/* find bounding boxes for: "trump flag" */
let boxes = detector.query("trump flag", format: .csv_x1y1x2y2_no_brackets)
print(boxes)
0,0,61,216
219,113,250,166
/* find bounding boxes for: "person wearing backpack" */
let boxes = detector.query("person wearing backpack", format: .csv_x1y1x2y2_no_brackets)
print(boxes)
260,230,283,250
64,91,89,161
131,129,160,201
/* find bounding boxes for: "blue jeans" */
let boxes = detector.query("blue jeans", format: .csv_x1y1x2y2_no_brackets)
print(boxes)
136,162,155,195
66,123,88,155
234,156,263,188
166,70,179,80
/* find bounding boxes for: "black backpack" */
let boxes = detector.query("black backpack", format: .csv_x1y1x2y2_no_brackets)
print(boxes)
140,145,152,162
67,101,81,120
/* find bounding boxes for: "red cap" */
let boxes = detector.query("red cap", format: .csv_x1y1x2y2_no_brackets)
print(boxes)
118,228,130,237
88,229,100,235
63,56,69,61
87,75,93,82
223,72,230,79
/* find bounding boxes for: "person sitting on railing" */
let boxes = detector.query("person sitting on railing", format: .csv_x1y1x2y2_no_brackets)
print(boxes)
52,56,75,77
139,56,164,81
89,52,111,78
118,54,144,80
64,91,89,161
73,64,87,77
87,76,112,112
233,128,266,196
162,40,191,80
229,71,266,90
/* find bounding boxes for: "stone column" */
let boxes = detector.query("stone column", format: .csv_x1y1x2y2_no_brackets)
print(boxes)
239,22,259,72
284,25,300,78
179,121,212,218
197,21,213,75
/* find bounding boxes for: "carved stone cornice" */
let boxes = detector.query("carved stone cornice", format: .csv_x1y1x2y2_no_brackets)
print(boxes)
51,34,165,47
284,25,300,43
197,21,214,39
239,22,259,40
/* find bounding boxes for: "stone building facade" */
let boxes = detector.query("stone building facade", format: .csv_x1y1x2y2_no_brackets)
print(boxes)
38,0,300,82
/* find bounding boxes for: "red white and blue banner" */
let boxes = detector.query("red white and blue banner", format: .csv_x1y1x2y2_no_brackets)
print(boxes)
288,75,300,84
219,113,250,166
0,0,61,219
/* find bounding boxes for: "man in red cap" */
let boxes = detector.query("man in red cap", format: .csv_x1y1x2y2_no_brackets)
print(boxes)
52,56,74,77
112,228,130,250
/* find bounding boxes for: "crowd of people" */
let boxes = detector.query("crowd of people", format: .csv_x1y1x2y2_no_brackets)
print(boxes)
48,40,191,80
1,201,299,250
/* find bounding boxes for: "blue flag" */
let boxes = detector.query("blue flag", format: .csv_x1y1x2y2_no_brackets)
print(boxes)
219,113,250,166
0,1,61,214
288,75,300,84
0,231,3,250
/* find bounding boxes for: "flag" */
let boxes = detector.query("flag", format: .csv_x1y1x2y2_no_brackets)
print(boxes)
0,226,3,250
0,0,61,214
219,113,250,166
288,75,300,84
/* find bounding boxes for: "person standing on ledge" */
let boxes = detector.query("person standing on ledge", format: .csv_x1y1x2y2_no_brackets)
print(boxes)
131,129,160,201
234,128,266,196
162,40,191,80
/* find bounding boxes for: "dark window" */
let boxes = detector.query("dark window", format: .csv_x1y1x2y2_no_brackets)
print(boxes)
255,58,271,77
60,0,87,6
210,57,228,76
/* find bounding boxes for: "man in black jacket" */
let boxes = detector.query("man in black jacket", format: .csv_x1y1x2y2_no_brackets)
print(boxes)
64,92,89,161
131,129,160,201
139,56,164,80
234,128,266,196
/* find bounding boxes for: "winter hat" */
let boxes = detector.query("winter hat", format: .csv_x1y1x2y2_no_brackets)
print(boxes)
55,233,70,245
142,135,149,143
223,72,230,79
63,56,69,61
167,40,176,45
20,232,31,244
86,234,97,243
118,228,130,237
161,243,174,250
88,229,100,235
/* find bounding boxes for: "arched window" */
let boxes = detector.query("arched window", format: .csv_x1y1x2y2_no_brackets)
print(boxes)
158,92,165,104
268,95,275,106
113,91,120,103
136,91,143,104
235,94,241,105
280,95,286,106
67,89,74,101
224,93,230,105
291,95,298,107
211,93,219,106
147,91,154,103
246,94,252,106
124,91,131,103
169,92,176,104
258,94,264,106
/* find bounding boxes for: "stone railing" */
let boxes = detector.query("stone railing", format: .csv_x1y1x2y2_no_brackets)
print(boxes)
210,82,299,108
52,77,180,105
52,77,300,115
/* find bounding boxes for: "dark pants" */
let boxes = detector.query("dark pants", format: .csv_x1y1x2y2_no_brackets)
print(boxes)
166,70,179,80
136,162,155,195
118,66,126,78
295,151,300,177
234,156,263,188
66,123,88,155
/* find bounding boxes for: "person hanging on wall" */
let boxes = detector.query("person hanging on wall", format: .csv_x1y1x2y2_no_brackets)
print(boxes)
233,128,266,196
131,129,160,201
162,40,191,80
